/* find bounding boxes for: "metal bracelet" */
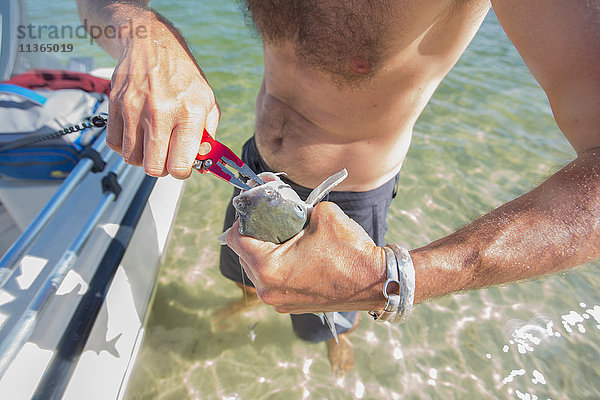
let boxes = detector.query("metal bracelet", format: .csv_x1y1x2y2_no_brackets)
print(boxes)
368,246,401,322
387,243,415,323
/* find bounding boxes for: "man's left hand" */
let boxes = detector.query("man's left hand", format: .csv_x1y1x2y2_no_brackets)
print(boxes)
225,202,387,314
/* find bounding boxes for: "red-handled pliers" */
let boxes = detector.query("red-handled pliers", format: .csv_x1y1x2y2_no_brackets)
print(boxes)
193,129,264,190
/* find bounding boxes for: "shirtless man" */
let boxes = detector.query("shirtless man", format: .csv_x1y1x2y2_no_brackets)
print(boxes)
78,0,600,371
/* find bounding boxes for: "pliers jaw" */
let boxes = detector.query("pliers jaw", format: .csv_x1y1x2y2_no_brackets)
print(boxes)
193,129,264,191
193,158,256,191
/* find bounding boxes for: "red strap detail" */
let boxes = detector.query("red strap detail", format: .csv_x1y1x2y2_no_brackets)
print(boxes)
2,69,111,95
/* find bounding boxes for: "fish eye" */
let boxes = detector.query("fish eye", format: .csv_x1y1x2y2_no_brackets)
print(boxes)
264,188,279,202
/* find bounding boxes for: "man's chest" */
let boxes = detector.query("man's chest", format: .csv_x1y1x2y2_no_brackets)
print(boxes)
244,0,474,82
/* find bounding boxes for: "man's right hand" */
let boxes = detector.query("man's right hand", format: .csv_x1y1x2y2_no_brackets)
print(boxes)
107,11,220,179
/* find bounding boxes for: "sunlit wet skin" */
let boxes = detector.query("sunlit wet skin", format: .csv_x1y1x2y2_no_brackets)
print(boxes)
250,0,492,191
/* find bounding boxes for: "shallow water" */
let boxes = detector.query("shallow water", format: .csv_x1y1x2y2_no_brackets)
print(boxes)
23,0,600,398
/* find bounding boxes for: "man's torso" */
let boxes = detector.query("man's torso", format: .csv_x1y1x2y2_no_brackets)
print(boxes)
245,0,491,190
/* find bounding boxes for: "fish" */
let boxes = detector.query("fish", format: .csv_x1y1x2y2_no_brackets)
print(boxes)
218,169,352,342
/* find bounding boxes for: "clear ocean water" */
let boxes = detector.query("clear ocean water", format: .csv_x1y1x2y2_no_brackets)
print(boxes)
24,0,600,398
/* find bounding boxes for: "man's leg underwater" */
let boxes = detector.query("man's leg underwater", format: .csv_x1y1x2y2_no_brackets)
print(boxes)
287,175,398,373
215,137,398,370
215,137,275,326
213,194,264,330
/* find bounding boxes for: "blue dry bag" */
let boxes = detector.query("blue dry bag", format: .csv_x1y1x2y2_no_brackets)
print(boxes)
0,82,108,180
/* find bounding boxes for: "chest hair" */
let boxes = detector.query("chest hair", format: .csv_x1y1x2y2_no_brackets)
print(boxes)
243,0,397,83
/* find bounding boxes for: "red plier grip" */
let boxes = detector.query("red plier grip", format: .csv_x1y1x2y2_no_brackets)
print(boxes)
194,129,263,190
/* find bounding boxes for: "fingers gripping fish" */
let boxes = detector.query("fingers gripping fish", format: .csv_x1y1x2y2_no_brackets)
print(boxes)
218,169,350,342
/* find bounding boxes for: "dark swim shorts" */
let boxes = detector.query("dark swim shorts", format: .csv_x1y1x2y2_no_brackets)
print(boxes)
219,136,398,343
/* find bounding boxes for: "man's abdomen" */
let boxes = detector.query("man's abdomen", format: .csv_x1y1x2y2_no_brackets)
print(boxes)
253,85,412,191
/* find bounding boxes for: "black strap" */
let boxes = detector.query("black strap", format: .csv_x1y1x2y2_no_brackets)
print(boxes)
101,172,122,199
79,147,106,173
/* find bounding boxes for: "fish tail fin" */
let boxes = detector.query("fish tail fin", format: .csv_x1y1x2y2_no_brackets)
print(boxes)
306,169,348,207
217,228,231,245
320,312,339,343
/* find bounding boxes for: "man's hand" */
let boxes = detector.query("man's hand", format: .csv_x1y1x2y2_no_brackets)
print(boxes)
225,202,387,314
108,14,220,178
76,0,220,178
